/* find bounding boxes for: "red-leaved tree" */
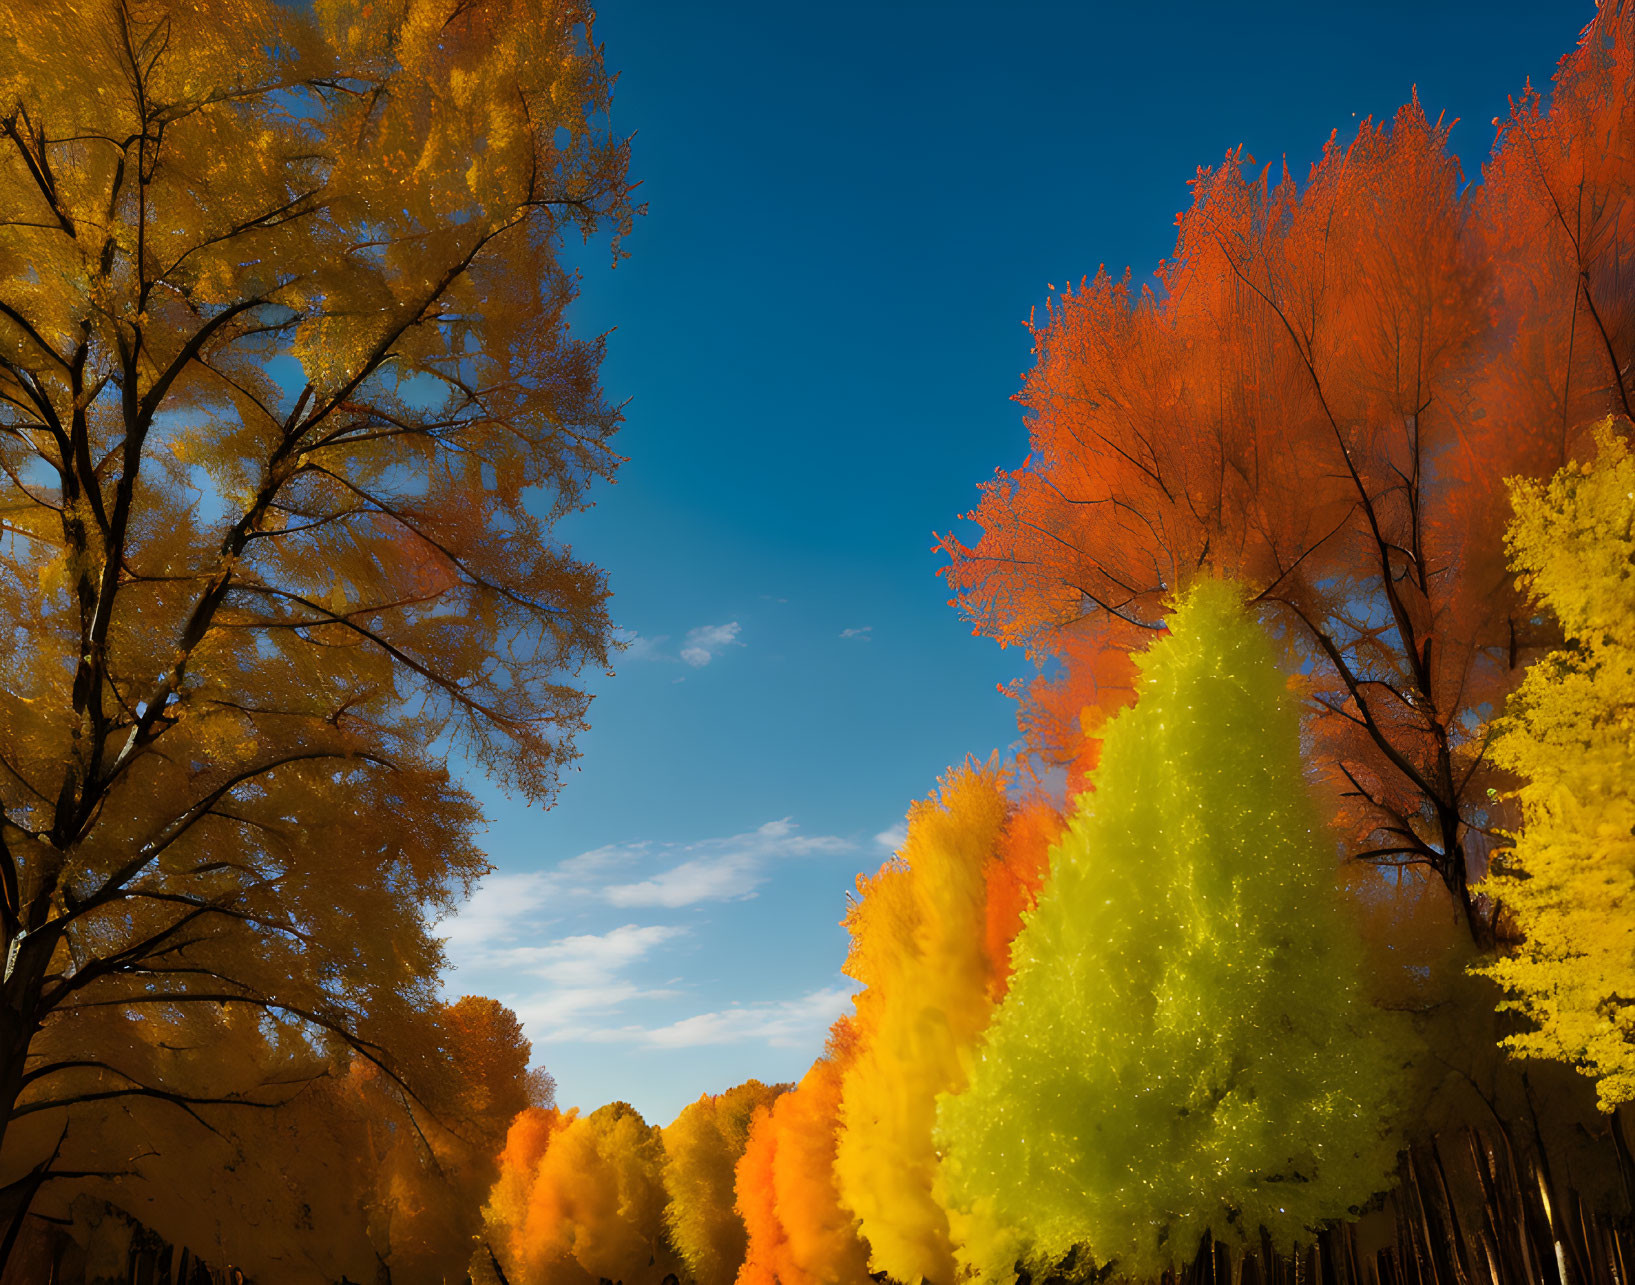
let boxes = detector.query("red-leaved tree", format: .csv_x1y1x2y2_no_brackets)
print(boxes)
940,5,1635,941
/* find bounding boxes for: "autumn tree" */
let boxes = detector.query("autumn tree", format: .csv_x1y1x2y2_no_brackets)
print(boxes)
1476,421,1635,1111
5,1000,381,1283
834,761,1058,1285
1004,621,1139,804
734,1018,873,1285
934,580,1414,1282
1475,13,1635,456
981,795,1062,1003
662,1079,788,1285
940,6,1635,940
0,0,635,1263
480,1104,580,1283
501,1100,679,1285
346,996,542,1284
3,993,544,1283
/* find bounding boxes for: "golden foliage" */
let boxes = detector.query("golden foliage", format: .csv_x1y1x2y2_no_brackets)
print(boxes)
509,1101,677,1285
662,1079,789,1285
10,994,540,1283
0,0,634,1261
483,1105,579,1277
833,762,1008,1285
1477,421,1635,1109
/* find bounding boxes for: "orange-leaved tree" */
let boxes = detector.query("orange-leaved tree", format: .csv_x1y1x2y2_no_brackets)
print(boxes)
481,1103,580,1282
499,1100,678,1285
0,0,635,1262
734,1017,874,1285
940,6,1635,941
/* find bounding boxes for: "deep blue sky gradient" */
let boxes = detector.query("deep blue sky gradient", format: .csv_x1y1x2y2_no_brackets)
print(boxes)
443,0,1596,1124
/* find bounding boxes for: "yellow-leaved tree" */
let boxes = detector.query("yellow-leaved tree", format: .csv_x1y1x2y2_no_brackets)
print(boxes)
1477,419,1635,1110
833,761,1042,1285
0,0,635,1266
480,1104,580,1283
662,1080,789,1285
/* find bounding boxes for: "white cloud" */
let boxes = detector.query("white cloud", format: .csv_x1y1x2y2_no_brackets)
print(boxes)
448,822,853,937
614,621,744,667
555,842,645,880
441,821,860,1081
438,871,558,948
604,854,763,908
840,625,873,639
513,983,648,1030
874,821,908,852
506,923,686,985
479,924,688,1037
602,819,851,908
680,621,742,667
579,984,859,1050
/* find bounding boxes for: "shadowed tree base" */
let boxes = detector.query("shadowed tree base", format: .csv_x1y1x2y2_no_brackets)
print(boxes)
4,1123,1633,1285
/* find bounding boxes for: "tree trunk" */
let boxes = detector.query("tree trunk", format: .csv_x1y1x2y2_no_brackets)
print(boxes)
0,929,54,1281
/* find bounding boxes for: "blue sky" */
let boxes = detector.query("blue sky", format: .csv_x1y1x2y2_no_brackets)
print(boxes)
439,0,1593,1126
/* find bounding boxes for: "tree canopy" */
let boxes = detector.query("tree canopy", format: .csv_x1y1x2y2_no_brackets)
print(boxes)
0,0,634,1260
661,1079,788,1285
935,580,1415,1282
834,761,1058,1285
735,1018,875,1285
939,5,1635,939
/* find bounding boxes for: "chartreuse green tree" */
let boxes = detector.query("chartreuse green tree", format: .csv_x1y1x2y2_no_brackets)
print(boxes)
662,1080,789,1285
1477,420,1635,1111
0,0,634,1264
933,578,1415,1282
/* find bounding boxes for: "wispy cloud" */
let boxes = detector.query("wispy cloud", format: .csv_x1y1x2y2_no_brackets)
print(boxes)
508,924,687,985
555,843,645,881
840,625,873,640
438,871,559,948
613,622,744,667
580,984,859,1050
487,924,688,1035
513,984,653,1031
441,820,860,1083
874,821,908,852
603,819,850,908
681,621,742,667
446,821,852,944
